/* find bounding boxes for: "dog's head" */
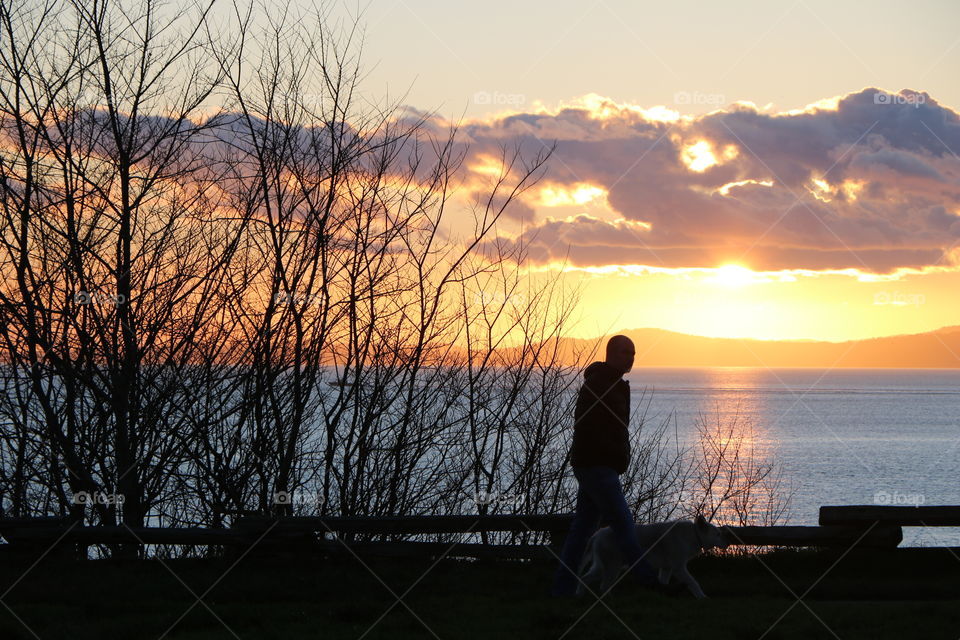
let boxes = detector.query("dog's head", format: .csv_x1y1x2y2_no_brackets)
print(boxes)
694,514,729,550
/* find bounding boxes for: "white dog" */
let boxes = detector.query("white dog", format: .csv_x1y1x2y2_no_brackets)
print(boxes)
577,514,728,598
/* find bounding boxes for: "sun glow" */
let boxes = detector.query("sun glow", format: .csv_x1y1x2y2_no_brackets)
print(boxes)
682,140,718,172
538,183,607,207
709,264,756,287
469,154,506,177
841,179,865,201
810,177,834,202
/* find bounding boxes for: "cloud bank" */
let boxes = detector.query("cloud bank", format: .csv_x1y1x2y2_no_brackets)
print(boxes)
456,88,960,274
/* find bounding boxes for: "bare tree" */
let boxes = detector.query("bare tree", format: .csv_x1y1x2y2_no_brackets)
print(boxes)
0,0,791,561
686,403,794,532
0,0,245,555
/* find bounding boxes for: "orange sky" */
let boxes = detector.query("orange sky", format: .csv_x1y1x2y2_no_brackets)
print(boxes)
440,89,960,343
545,265,958,342
308,0,960,344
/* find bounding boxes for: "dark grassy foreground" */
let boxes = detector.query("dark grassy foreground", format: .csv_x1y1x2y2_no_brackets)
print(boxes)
1,547,959,639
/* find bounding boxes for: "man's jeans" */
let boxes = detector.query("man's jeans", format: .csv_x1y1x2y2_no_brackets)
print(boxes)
550,465,657,597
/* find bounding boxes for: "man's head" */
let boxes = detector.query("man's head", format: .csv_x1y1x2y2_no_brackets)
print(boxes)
604,335,635,374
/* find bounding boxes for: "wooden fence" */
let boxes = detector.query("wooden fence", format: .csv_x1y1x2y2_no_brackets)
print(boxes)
1,505,956,560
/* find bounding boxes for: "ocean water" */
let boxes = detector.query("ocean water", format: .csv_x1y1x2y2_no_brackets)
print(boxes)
625,367,960,547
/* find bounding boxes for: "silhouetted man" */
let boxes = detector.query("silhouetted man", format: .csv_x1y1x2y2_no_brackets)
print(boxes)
550,335,658,597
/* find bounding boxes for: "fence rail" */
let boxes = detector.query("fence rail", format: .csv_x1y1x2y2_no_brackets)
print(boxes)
2,505,951,558
232,514,572,537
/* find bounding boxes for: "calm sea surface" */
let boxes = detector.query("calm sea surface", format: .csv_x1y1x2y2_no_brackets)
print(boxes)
624,367,960,547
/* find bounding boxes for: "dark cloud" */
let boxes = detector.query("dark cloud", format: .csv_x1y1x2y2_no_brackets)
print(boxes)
849,148,945,181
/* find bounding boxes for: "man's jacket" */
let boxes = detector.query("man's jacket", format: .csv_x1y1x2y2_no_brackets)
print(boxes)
569,361,631,474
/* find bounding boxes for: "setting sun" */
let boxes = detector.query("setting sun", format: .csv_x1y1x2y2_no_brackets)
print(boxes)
681,140,718,172
710,264,756,287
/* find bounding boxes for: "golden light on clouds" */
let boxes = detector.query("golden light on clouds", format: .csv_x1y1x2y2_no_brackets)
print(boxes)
639,105,682,123
841,179,865,201
810,176,834,202
452,87,960,344
716,179,774,196
782,95,844,116
469,154,506,177
721,144,739,161
537,183,607,207
559,93,681,123
682,140,718,172
532,259,960,284
807,177,867,203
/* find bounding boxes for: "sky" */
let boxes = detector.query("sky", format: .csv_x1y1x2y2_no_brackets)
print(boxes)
318,0,960,342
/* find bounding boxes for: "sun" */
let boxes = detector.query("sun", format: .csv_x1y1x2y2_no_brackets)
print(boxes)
681,140,718,172
711,264,755,287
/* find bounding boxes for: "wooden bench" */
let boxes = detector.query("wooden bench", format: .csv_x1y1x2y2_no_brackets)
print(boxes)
820,505,960,528
723,524,902,549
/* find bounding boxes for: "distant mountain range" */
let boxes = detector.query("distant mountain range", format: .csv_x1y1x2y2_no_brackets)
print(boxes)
553,326,960,368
